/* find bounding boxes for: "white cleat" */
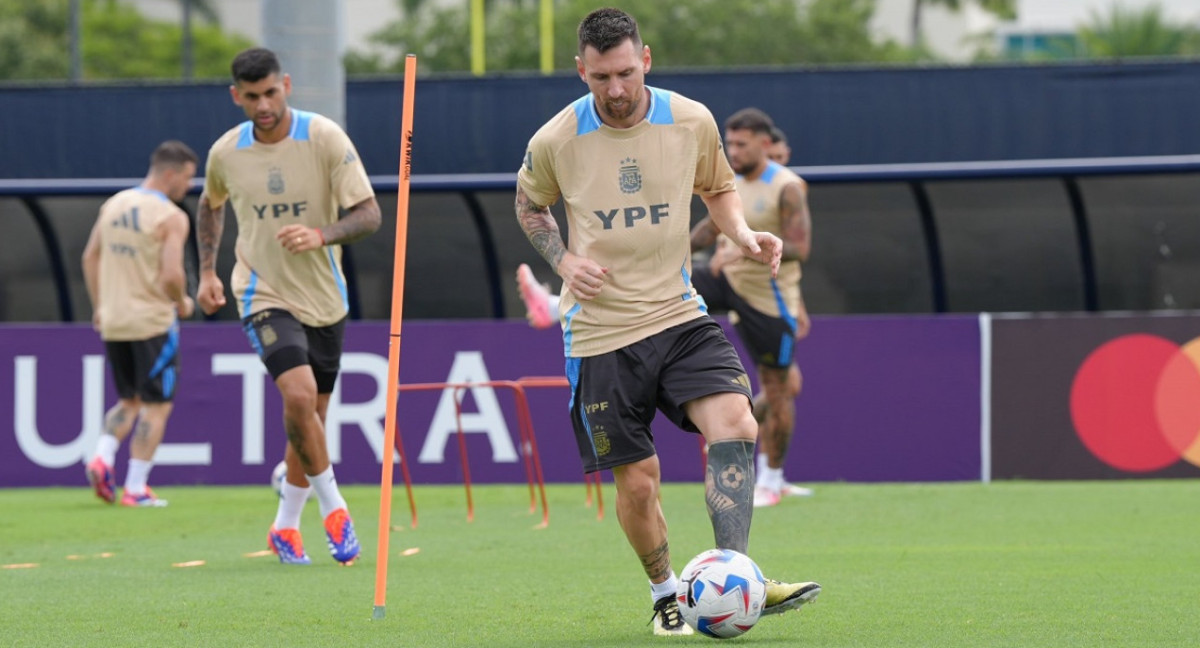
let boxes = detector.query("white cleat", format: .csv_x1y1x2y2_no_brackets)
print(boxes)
753,485,782,508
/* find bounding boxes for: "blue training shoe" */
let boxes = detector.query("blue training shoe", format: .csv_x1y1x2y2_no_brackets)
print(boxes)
323,508,360,565
268,526,312,565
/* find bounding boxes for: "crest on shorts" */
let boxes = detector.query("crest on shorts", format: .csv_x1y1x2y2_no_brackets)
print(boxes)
619,158,641,194
593,428,611,456
267,166,285,194
260,324,278,347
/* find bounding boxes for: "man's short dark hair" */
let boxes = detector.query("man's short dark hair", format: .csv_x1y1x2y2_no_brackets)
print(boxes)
725,108,775,137
230,47,281,84
578,7,641,55
769,125,788,145
150,140,199,170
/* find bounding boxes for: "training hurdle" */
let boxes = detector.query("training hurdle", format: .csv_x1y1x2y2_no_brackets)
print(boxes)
392,376,581,528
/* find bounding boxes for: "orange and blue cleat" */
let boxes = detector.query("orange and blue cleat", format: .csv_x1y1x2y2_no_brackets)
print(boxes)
323,508,360,565
120,486,168,507
86,457,116,504
268,526,312,565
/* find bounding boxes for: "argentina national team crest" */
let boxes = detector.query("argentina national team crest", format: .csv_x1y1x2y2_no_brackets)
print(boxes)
619,158,641,194
267,166,285,194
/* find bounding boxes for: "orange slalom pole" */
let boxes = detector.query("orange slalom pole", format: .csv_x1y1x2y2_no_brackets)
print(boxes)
373,53,417,621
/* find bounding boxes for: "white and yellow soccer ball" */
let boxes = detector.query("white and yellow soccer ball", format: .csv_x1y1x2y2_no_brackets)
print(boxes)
676,548,767,639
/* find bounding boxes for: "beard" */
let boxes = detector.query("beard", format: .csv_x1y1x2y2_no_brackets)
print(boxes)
599,93,640,122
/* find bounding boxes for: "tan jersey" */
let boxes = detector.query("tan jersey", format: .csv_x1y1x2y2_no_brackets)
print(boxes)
518,87,736,357
203,109,374,327
95,187,182,341
719,161,804,319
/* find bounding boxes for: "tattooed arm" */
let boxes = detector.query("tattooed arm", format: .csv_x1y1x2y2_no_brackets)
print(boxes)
690,215,719,252
278,197,382,254
515,186,607,301
778,180,811,263
195,192,227,315
324,197,382,245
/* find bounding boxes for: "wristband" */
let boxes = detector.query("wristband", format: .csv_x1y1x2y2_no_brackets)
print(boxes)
317,229,326,246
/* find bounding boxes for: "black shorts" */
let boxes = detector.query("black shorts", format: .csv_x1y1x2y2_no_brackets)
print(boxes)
241,308,346,393
565,316,752,473
105,323,180,403
692,264,797,369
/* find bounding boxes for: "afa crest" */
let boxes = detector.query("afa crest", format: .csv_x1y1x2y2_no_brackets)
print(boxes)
593,429,611,456
259,324,278,347
619,158,641,194
267,167,285,195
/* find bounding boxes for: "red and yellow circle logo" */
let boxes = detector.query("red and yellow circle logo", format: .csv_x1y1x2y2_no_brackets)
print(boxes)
1070,333,1200,472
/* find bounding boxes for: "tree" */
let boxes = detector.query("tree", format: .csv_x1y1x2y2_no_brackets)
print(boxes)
347,0,913,76
0,0,252,81
1078,2,1200,58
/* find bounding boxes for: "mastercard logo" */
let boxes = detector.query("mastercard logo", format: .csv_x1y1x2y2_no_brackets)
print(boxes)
1070,333,1200,472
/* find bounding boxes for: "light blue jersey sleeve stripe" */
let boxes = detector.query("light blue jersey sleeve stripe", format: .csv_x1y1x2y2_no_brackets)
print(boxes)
572,94,602,136
561,302,582,357
133,187,170,203
646,87,675,125
771,278,798,333
326,248,349,311
680,262,707,313
290,109,314,141
236,122,254,149
762,160,782,183
242,270,258,317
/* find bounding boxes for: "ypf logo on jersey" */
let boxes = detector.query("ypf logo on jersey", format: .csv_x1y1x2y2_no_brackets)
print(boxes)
1070,333,1200,472
619,158,641,194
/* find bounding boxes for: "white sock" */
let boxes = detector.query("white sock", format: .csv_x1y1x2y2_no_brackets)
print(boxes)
274,482,311,530
95,434,120,466
307,466,348,518
650,573,679,602
762,466,784,491
124,458,151,493
755,452,768,482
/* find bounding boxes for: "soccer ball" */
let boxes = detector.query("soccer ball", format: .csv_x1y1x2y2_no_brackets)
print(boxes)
676,548,767,639
271,460,288,498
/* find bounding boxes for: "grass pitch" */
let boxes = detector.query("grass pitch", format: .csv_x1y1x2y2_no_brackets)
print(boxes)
2,479,1197,647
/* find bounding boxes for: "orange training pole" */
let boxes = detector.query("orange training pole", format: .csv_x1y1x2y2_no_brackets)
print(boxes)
373,53,417,621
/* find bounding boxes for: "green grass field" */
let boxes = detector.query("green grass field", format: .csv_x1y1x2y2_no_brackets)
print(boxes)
2,479,1198,647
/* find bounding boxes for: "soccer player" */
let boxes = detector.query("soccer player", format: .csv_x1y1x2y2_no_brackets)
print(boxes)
195,47,381,565
767,125,792,166
82,140,198,508
691,111,814,507
515,8,820,635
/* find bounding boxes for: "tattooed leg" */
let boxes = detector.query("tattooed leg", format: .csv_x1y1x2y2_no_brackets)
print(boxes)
612,456,673,582
705,439,755,553
103,401,139,442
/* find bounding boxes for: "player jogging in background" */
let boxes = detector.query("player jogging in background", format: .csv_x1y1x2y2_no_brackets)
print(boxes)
691,109,814,507
196,47,381,566
767,125,791,167
82,140,197,508
515,8,820,636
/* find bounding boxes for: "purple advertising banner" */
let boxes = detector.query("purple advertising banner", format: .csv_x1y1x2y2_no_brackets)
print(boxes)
1,316,981,488
991,313,1200,479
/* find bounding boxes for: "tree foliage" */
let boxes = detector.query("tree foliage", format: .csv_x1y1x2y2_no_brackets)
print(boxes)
1078,2,1200,58
347,0,915,76
0,0,253,81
